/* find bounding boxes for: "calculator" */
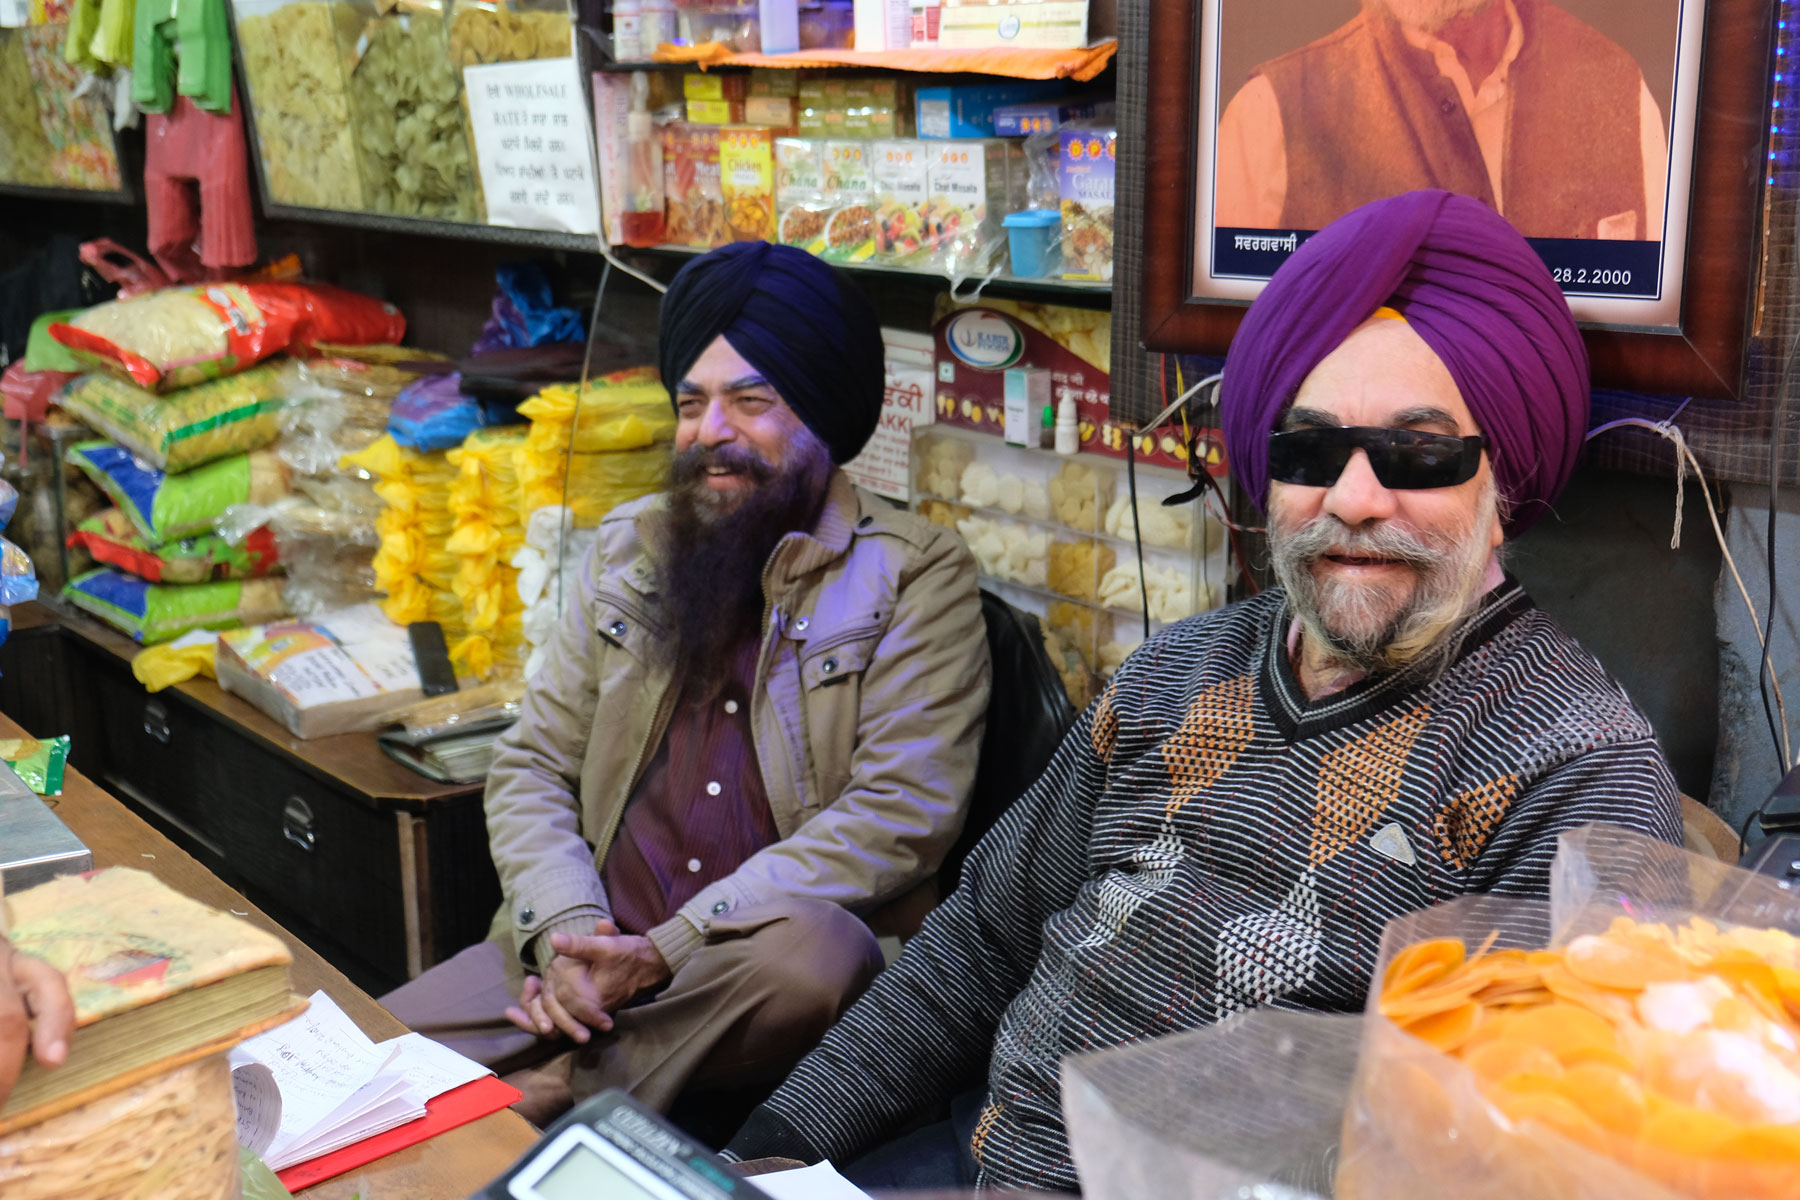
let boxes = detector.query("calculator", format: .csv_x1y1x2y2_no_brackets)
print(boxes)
472,1090,764,1200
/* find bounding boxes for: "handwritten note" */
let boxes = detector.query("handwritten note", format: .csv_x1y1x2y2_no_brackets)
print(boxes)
464,58,600,235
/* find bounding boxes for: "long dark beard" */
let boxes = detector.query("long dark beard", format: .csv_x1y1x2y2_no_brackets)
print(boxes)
656,434,834,696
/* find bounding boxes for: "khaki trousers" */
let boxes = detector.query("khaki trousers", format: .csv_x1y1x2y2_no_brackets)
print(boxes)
380,897,883,1117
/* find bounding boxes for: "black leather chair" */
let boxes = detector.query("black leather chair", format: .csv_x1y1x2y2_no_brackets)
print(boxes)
938,589,1079,891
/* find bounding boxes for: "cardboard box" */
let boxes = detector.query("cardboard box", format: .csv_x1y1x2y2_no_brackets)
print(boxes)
938,1,1089,49
915,81,1064,139
853,0,911,50
1003,367,1049,445
745,95,797,131
992,95,1116,137
687,125,726,246
821,140,876,261
684,72,748,101
750,68,801,97
687,97,747,125
720,125,776,241
775,137,829,251
871,138,931,264
1058,126,1115,281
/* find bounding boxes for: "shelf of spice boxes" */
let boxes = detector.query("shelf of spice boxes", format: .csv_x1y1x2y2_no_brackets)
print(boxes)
910,425,1227,686
593,70,1117,290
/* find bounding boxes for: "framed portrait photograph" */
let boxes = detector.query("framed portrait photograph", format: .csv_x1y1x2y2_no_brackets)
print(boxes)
1140,0,1774,398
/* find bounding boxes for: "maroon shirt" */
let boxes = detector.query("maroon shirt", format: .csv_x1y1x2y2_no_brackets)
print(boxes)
601,641,779,936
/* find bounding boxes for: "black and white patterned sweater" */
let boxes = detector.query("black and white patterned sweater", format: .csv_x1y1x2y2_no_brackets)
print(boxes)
726,578,1683,1192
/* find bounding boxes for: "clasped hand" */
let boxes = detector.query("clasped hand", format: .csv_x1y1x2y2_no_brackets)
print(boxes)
505,919,672,1044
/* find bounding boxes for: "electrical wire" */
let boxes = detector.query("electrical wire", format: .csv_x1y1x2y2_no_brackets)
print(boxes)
551,260,614,619
1125,438,1150,638
1764,322,1799,776
1586,415,1793,773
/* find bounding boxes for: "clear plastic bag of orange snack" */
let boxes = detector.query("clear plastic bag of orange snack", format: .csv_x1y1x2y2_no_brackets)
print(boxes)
1063,825,1800,1200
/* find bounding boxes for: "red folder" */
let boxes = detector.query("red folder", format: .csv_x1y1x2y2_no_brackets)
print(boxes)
275,1075,524,1191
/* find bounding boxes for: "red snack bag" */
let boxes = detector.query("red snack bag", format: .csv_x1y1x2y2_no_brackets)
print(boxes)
50,282,406,392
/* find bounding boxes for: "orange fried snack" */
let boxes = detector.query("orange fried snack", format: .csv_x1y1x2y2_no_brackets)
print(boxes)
1371,917,1800,1199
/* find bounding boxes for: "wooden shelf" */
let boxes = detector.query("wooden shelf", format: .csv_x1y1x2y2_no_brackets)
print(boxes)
634,241,1111,301
650,39,1117,81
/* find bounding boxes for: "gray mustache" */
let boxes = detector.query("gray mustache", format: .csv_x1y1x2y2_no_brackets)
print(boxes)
1275,518,1450,569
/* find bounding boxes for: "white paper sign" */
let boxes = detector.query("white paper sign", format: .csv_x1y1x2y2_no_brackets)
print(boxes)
844,357,935,502
464,58,600,235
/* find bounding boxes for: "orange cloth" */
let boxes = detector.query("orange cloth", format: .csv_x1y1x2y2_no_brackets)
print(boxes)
652,39,1117,82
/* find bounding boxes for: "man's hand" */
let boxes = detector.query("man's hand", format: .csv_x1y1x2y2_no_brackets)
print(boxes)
0,936,74,1109
504,919,672,1044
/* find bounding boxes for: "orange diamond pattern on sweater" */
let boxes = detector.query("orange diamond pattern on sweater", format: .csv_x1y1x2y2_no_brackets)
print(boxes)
970,1100,1005,1164
1091,685,1119,761
1310,706,1430,865
1435,774,1521,869
1161,674,1256,818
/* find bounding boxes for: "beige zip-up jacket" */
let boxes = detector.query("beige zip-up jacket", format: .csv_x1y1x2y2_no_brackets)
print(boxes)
485,470,991,975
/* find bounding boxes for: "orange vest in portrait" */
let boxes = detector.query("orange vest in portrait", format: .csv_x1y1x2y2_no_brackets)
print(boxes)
1253,0,1648,239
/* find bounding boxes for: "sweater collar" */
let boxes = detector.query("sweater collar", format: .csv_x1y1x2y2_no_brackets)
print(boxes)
1259,573,1536,741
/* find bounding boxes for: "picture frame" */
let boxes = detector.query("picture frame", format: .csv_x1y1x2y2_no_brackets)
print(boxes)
1138,0,1774,399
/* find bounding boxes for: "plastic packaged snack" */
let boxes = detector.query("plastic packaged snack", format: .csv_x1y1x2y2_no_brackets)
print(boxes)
51,284,405,392
67,441,294,544
57,365,294,473
19,23,122,191
871,139,930,265
70,509,281,583
0,537,38,606
775,137,831,254
0,735,71,796
347,4,481,220
65,568,289,643
720,125,776,242
0,31,54,187
132,631,222,692
234,0,367,210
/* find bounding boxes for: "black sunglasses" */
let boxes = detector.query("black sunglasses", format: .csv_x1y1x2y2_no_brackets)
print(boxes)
1267,426,1488,490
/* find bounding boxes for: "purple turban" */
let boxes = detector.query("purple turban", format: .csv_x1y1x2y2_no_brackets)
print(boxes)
1220,190,1589,535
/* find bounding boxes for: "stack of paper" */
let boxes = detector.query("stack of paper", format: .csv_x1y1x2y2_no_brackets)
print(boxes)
230,991,490,1170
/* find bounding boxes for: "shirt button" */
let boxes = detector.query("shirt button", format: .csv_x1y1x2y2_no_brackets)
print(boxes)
706,781,722,796
821,657,839,675
794,617,809,632
687,858,702,873
712,901,730,914
607,620,627,638
518,906,535,925
724,699,739,714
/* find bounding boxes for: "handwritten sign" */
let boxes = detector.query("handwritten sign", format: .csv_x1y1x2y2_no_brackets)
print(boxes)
844,356,935,502
464,58,600,235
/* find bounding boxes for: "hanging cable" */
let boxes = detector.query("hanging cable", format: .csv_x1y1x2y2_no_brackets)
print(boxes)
1586,415,1793,771
1125,437,1150,638
551,259,614,620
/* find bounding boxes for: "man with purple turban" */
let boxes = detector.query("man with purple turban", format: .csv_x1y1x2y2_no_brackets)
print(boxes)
724,191,1681,1192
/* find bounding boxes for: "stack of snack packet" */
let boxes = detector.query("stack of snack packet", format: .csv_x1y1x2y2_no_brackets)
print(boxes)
56,367,295,644
343,434,464,643
514,369,674,531
444,425,530,680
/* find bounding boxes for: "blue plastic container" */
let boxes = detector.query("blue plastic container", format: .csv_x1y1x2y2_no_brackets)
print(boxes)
1003,208,1063,278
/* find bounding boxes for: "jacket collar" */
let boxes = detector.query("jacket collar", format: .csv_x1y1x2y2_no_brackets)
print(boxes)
627,469,862,596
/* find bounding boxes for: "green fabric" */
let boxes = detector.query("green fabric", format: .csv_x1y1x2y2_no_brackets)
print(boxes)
23,310,86,374
65,568,248,643
132,0,174,113
92,0,137,68
65,0,102,70
176,0,230,113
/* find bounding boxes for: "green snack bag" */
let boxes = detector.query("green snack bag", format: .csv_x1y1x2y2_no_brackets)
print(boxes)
0,734,70,795
68,440,292,545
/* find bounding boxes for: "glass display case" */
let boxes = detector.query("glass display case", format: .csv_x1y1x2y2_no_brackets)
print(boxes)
912,424,1227,699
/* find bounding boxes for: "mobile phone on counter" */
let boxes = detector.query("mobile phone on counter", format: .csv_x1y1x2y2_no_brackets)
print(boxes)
409,621,458,697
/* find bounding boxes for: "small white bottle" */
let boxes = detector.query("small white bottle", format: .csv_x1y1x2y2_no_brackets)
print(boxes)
1054,391,1079,455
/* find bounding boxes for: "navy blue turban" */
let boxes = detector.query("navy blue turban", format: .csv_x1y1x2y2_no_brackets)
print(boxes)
657,242,885,464
1220,190,1590,535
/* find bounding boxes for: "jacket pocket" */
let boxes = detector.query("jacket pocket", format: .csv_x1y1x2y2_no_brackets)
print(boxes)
593,587,665,663
796,622,885,811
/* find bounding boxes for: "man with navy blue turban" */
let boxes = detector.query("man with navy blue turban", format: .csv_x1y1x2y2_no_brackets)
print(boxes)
385,243,990,1125
725,192,1680,1193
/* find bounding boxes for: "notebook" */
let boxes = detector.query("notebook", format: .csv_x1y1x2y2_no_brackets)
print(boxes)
0,867,303,1134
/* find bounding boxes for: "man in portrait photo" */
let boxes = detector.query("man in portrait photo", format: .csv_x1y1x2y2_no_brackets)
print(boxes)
1213,0,1673,241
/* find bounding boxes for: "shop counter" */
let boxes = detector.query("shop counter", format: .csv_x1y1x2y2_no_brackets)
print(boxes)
9,708,539,1197
0,602,501,994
